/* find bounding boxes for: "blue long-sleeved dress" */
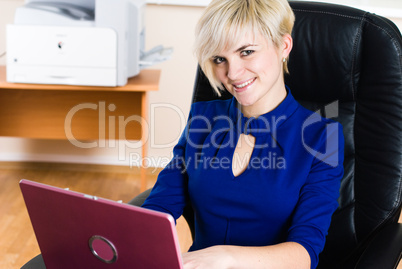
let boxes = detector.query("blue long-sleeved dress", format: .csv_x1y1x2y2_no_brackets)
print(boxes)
142,89,344,268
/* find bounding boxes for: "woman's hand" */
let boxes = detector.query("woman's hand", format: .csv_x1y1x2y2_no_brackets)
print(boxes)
182,245,235,269
181,242,310,269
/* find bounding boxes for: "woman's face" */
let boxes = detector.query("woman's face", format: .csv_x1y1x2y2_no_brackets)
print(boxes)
212,32,292,117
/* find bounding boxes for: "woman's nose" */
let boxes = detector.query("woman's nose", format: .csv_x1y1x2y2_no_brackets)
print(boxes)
227,60,244,81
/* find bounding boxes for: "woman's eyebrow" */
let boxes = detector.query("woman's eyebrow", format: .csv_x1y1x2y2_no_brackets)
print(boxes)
234,44,258,53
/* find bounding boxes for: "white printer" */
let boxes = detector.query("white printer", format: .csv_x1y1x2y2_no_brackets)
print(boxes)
6,0,172,86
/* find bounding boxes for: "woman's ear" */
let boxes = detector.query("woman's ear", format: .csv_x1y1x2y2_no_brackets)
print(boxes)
281,34,293,59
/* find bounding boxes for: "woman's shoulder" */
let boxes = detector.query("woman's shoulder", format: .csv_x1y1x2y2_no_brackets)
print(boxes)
293,103,344,153
190,98,233,117
293,102,342,130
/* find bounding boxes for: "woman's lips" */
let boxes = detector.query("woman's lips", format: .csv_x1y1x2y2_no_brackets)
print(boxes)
233,78,256,92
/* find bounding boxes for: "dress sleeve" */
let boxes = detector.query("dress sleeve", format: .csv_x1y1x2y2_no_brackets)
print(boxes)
287,121,345,269
141,110,192,221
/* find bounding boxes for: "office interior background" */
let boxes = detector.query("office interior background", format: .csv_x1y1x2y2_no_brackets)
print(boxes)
0,0,401,268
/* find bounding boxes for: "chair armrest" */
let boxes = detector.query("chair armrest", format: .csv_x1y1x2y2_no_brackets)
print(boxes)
127,188,152,206
355,223,402,269
20,254,46,269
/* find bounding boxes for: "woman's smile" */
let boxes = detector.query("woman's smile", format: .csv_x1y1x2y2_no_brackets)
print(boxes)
233,78,256,92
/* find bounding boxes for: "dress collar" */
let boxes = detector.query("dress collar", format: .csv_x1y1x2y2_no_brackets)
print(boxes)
228,87,299,137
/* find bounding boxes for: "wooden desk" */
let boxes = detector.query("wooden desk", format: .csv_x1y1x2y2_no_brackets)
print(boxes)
0,66,160,192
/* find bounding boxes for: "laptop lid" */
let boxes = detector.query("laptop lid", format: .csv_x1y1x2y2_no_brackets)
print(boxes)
20,179,183,269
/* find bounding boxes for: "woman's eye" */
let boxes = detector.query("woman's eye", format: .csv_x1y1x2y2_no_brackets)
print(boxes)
213,56,226,64
241,50,254,56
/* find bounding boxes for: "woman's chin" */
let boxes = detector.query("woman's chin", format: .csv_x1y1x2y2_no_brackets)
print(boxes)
234,96,255,107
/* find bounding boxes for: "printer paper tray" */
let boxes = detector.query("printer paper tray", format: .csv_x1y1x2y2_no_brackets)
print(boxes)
7,65,117,87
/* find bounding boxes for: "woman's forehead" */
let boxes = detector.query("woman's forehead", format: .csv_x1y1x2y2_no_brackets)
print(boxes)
217,30,268,54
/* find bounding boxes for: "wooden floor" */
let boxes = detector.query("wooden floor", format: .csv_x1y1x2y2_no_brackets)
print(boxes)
0,161,401,268
0,162,192,269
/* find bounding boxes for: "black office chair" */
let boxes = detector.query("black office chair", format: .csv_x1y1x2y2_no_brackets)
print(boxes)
130,2,402,269
22,1,402,268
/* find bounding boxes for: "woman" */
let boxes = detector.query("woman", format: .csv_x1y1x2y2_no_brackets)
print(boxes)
142,0,344,268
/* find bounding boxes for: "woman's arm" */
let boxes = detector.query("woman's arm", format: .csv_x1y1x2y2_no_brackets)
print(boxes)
141,108,194,219
182,242,310,269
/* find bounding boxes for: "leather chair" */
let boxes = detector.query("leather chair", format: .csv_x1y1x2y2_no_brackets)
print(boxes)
22,1,402,268
131,2,402,269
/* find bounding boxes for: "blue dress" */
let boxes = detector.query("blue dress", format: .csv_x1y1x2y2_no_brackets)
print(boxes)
142,89,344,268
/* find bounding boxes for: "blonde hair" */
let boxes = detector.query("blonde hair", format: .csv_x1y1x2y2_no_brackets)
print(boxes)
194,0,295,94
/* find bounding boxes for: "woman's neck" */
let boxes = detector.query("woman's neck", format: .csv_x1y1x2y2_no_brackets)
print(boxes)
241,86,288,118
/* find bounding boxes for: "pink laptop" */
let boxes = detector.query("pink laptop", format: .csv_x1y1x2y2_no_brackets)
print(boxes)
20,179,183,269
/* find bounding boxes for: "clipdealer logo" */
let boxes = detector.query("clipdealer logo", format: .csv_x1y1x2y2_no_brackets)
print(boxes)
301,101,341,167
64,102,186,161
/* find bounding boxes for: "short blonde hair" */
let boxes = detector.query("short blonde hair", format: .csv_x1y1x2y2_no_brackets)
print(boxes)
194,0,295,94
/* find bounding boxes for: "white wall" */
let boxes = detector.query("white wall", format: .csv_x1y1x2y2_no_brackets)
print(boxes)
0,1,401,167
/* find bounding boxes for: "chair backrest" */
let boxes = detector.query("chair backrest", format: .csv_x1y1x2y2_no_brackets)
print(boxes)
191,1,402,267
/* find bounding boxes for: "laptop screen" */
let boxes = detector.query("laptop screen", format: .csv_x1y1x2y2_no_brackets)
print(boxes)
20,179,183,269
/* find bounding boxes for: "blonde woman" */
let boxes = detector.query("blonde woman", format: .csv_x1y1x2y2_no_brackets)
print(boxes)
142,0,344,268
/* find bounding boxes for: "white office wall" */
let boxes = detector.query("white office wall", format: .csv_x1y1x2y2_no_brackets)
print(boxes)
392,18,402,30
0,1,400,167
